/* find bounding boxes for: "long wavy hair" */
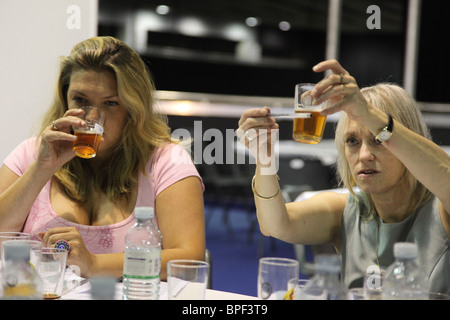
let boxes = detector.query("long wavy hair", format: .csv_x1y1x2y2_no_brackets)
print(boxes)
334,83,432,219
39,36,172,203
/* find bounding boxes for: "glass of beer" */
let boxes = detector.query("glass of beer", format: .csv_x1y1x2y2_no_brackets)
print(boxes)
72,106,105,159
293,83,328,144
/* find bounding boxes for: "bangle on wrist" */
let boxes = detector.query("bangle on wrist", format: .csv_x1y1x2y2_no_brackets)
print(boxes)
251,175,280,200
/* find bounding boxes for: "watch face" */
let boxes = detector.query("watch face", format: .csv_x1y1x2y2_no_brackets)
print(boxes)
379,130,391,141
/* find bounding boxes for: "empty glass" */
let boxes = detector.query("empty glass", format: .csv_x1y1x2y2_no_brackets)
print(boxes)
167,260,209,300
258,257,299,300
38,248,68,299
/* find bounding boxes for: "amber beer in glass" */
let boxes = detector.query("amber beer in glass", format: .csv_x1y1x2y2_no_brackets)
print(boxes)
73,131,102,158
293,83,327,144
73,106,105,159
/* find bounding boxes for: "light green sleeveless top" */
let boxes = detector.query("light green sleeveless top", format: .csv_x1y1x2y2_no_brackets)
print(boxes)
340,192,450,294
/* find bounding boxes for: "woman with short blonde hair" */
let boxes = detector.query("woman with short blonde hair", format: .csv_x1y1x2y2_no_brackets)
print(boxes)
335,83,432,220
238,60,450,294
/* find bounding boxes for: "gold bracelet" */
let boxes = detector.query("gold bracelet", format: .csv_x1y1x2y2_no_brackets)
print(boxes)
251,175,280,200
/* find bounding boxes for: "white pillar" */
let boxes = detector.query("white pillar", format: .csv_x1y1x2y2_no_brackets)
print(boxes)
325,0,343,76
403,0,422,98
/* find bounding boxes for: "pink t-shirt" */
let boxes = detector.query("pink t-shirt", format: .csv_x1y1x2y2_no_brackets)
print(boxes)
3,138,203,254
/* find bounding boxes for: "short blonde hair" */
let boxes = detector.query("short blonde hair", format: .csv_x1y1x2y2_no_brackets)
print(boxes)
39,36,172,202
335,83,432,218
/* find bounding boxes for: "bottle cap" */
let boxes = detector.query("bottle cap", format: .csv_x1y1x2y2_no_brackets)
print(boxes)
135,207,154,220
315,254,340,273
3,241,30,261
393,242,418,259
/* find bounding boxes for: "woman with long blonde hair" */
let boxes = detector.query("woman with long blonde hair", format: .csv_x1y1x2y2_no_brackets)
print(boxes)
237,60,450,294
0,36,205,280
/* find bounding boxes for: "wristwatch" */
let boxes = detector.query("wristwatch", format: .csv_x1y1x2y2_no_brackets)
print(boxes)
375,113,393,143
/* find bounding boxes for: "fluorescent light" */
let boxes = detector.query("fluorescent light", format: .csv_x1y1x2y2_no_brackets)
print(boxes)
245,17,260,27
156,5,170,15
279,21,291,31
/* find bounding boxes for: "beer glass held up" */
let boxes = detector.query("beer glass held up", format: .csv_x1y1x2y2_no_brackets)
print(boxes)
293,83,328,144
72,106,105,159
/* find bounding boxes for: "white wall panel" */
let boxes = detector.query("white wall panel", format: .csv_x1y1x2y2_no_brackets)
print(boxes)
0,0,97,161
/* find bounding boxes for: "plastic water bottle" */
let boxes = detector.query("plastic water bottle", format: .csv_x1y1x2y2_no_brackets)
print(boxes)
297,254,348,300
122,207,162,300
0,242,41,300
382,242,429,300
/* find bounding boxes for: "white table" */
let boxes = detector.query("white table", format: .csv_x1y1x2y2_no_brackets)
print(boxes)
62,276,258,300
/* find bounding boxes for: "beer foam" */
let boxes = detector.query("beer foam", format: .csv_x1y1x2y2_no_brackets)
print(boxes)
75,122,103,135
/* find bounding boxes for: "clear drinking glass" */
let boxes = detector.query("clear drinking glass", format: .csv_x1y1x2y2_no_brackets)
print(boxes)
167,260,209,300
258,257,299,300
37,248,68,299
72,106,105,159
293,83,328,144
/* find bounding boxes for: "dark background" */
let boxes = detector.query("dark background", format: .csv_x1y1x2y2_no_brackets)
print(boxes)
99,0,450,103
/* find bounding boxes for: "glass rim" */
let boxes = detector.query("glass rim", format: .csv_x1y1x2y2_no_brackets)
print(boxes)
79,105,105,115
80,105,101,110
0,231,30,238
73,106,105,129
41,247,69,254
259,257,299,267
296,83,316,88
168,259,209,268
2,239,41,245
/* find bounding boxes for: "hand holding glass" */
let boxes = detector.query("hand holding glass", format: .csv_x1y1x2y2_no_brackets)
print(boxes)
73,106,105,159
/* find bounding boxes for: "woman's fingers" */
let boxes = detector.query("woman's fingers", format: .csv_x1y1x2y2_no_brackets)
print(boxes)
238,106,271,126
237,107,277,140
40,227,78,247
313,82,357,107
311,60,369,120
51,116,86,133
312,59,348,75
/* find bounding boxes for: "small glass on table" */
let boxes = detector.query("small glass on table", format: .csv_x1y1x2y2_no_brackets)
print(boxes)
258,257,299,300
37,248,68,300
167,260,209,300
